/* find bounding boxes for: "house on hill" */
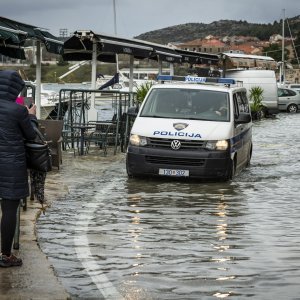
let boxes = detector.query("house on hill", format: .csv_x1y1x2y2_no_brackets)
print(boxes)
177,35,265,55
177,38,228,54
226,43,263,55
222,35,260,45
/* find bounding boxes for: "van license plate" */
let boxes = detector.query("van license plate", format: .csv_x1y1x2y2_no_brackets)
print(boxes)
159,168,189,177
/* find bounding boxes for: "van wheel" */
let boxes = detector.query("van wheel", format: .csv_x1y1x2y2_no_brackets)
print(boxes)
126,163,133,177
287,104,298,113
224,158,236,181
230,158,236,180
261,106,268,118
126,161,136,178
246,144,253,167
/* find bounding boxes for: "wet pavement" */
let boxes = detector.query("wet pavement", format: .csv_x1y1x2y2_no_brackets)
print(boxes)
0,147,122,300
35,113,300,300
1,113,300,299
0,165,71,299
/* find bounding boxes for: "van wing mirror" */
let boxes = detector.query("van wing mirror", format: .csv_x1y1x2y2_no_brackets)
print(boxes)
235,113,252,124
127,106,139,117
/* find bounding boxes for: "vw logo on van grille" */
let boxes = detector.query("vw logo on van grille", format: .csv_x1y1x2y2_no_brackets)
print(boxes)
171,140,181,150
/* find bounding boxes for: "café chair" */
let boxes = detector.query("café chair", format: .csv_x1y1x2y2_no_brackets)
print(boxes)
38,119,64,169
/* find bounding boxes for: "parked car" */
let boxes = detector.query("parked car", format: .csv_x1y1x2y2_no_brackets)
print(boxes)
278,87,300,113
287,83,300,93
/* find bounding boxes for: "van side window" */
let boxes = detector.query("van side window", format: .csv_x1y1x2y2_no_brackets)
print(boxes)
233,94,239,117
235,92,249,113
240,92,250,113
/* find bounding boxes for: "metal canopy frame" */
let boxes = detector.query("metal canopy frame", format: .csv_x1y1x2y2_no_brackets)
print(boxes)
63,30,154,62
175,48,219,65
63,30,220,65
62,30,220,99
0,16,64,119
220,53,277,73
0,17,63,58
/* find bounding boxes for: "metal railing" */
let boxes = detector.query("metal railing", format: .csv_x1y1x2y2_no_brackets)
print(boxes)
55,88,136,154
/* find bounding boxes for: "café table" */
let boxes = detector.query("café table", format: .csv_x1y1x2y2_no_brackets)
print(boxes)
87,121,117,155
71,123,95,155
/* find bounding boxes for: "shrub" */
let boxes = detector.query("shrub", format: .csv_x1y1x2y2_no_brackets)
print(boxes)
249,86,264,112
136,81,154,104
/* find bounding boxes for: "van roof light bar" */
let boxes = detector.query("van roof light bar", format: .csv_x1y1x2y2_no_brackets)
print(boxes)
157,75,236,85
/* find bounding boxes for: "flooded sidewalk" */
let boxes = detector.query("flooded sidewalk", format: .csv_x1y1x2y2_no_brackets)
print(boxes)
36,113,300,299
2,113,300,299
0,148,124,300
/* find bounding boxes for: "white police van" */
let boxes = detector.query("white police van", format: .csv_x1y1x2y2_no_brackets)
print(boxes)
126,75,252,180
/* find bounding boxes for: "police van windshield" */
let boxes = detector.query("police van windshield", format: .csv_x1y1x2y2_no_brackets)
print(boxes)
140,88,230,121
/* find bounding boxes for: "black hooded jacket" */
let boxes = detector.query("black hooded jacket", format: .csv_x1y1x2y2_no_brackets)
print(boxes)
0,70,37,200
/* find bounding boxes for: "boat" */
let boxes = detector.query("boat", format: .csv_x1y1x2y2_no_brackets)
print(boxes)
95,69,161,92
119,67,170,81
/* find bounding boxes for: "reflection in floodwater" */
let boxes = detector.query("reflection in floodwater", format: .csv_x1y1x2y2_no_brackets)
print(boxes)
123,180,247,299
37,113,300,299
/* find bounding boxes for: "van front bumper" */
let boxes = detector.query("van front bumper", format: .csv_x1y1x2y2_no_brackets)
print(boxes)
126,146,232,179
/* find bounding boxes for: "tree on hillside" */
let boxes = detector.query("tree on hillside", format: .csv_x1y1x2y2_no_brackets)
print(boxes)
263,43,288,62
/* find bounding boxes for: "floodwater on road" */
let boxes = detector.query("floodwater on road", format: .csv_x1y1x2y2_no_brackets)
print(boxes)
37,113,300,300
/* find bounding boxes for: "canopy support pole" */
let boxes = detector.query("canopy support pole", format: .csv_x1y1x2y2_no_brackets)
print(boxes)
91,40,97,90
129,55,134,105
158,58,162,75
129,55,134,92
35,40,41,119
170,63,174,75
88,39,98,121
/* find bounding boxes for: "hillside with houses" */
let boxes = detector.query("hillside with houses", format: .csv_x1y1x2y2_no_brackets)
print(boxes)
169,33,297,63
135,17,300,45
135,18,300,62
135,17,300,83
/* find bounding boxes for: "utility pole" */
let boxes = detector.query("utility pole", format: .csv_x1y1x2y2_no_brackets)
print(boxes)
113,0,117,36
113,0,119,73
281,9,285,85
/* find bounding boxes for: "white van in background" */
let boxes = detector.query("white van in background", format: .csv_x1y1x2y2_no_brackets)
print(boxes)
224,69,279,115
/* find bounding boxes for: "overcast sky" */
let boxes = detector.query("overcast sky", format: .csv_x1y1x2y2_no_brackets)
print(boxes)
1,0,299,38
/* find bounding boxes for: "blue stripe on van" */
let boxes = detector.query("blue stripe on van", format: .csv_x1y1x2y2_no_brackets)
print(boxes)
230,127,252,153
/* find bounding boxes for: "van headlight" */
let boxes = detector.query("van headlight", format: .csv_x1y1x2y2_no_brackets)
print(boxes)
129,134,148,146
205,140,229,151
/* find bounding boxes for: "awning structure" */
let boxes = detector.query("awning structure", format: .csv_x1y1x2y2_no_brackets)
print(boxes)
221,53,277,70
63,30,219,65
0,16,64,119
34,29,64,55
63,31,153,63
62,30,221,100
0,19,28,59
151,46,182,63
175,48,219,65
0,16,63,59
140,40,183,63
223,57,256,69
255,59,277,70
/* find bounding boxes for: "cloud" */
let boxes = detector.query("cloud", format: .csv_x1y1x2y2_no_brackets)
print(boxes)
1,0,299,38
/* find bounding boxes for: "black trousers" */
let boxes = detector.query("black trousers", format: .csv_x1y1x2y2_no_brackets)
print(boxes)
1,199,20,256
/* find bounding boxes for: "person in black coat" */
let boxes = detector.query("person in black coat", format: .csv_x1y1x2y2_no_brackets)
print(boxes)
0,70,37,268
